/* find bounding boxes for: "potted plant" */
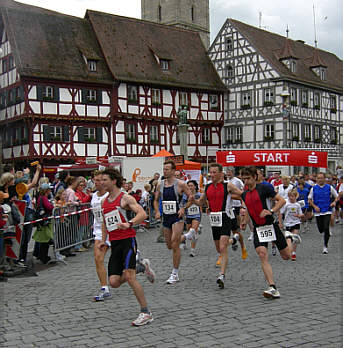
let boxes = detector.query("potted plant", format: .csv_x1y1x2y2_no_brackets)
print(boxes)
85,136,96,143
292,136,299,141
302,102,308,108
290,100,297,106
240,104,251,110
330,108,337,113
264,136,274,141
314,105,320,110
264,101,273,107
314,138,321,143
304,137,311,142
330,139,337,145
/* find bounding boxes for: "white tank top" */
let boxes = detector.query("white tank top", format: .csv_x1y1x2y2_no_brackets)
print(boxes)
91,191,109,233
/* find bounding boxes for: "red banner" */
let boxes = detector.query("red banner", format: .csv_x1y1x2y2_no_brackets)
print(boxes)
216,150,328,168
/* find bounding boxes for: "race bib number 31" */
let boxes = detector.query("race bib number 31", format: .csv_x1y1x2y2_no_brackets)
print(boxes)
104,209,122,232
210,212,222,227
93,204,103,224
256,224,276,243
163,201,177,215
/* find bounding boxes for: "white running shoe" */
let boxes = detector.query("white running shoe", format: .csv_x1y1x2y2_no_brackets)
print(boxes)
141,259,156,283
292,234,302,244
131,312,153,326
189,249,195,257
166,273,179,284
271,244,277,256
263,287,280,299
216,274,225,289
184,228,196,241
322,247,328,254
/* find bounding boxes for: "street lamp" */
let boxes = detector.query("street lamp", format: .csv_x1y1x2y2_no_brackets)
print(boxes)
281,87,291,174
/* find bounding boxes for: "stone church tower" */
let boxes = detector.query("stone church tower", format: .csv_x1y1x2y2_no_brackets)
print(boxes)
141,0,210,49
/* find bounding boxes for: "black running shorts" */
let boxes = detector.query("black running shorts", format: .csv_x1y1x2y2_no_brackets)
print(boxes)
211,213,235,241
253,222,287,251
108,237,137,276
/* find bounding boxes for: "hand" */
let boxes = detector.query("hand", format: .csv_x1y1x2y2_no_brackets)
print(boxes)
178,207,185,218
155,211,161,220
314,206,320,213
330,202,336,207
36,164,42,171
260,209,272,218
240,222,246,230
117,222,130,230
23,167,30,174
98,242,106,250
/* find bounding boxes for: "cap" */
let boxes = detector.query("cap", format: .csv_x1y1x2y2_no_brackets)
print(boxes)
226,166,235,172
40,183,51,190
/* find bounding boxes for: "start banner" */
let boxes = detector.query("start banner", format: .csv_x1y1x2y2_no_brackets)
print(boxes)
216,150,328,168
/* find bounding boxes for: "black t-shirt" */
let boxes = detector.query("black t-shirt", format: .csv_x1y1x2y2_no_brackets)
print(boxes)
242,183,276,227
0,185,17,204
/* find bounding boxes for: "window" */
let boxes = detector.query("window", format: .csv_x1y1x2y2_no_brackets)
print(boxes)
2,59,7,73
8,56,14,70
225,127,234,144
209,94,219,110
330,127,337,144
235,126,242,143
320,68,326,81
43,126,63,142
151,89,161,105
127,85,138,103
158,5,162,22
292,123,299,140
88,60,97,72
290,88,297,105
264,123,275,140
241,91,252,108
160,60,170,71
125,123,136,142
226,65,234,78
264,88,274,105
226,37,233,51
304,124,312,141
301,90,308,107
86,90,97,103
84,128,96,142
290,60,296,73
149,125,159,143
202,128,211,144
314,125,321,142
43,86,54,100
8,89,15,105
179,92,189,107
0,93,6,109
314,92,320,109
330,95,337,112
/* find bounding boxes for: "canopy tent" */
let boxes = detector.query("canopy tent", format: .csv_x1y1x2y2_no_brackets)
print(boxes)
151,149,201,170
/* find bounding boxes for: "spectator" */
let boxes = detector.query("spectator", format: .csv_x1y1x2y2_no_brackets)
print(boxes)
54,171,69,195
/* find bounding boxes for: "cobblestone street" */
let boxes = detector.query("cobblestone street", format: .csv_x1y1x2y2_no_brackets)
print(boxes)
1,219,342,348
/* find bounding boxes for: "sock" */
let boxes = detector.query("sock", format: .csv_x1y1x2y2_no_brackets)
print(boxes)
172,268,178,276
101,285,109,292
140,307,149,314
270,284,276,289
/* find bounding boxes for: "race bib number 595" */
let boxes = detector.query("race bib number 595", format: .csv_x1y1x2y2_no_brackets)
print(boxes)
256,225,276,243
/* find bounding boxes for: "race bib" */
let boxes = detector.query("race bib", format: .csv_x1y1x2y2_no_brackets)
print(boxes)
256,224,276,243
93,203,103,224
163,201,177,215
210,212,222,227
188,204,200,216
104,209,122,232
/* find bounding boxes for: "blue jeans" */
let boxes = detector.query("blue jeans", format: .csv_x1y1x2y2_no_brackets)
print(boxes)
19,208,34,261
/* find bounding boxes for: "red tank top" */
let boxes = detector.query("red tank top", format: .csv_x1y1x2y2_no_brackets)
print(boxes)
102,192,136,241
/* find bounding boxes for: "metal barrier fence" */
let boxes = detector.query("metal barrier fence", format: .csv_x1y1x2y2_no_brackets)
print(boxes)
53,203,94,252
145,196,160,228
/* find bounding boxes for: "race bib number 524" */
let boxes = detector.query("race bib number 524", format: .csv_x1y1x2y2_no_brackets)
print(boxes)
104,209,122,232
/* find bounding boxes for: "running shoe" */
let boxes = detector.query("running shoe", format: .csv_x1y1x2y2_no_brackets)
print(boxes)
198,224,202,235
292,234,302,244
179,240,187,250
241,246,248,260
322,247,328,254
189,249,195,257
166,273,179,284
131,312,153,326
216,274,225,289
271,244,277,256
141,259,156,283
263,287,280,299
248,232,253,241
216,255,222,267
184,228,196,241
291,252,296,261
93,288,111,302
232,233,239,251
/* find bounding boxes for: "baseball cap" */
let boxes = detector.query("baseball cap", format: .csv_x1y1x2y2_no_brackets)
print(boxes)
40,183,51,190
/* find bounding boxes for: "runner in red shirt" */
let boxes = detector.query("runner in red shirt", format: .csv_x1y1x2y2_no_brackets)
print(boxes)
98,168,153,327
240,166,301,299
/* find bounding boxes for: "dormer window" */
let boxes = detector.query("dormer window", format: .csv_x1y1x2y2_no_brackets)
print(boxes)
43,86,54,100
88,60,97,72
320,67,326,80
160,59,170,71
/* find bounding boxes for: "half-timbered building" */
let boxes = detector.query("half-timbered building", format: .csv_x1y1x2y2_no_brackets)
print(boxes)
0,0,225,168
209,18,343,173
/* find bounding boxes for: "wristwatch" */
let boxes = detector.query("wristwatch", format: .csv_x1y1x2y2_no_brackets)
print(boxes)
128,220,134,228
270,209,274,213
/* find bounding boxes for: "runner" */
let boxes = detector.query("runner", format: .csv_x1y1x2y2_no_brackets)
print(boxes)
240,166,300,299
99,168,153,326
297,179,311,233
154,160,195,284
195,163,241,289
225,167,247,260
181,180,202,257
282,189,304,261
308,173,339,254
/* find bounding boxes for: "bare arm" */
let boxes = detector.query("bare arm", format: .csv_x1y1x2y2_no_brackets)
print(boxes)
154,183,161,219
118,194,147,229
27,164,42,190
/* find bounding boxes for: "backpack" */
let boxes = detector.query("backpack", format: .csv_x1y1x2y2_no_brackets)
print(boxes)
34,196,50,227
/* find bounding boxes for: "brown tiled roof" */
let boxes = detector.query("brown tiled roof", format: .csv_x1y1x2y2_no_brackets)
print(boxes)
229,19,343,93
86,10,226,91
0,0,113,84
309,49,327,68
278,38,298,60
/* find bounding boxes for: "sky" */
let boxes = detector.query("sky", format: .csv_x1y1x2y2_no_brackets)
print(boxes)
16,0,343,59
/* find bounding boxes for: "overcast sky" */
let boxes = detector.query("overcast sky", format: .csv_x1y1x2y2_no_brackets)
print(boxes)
17,0,343,59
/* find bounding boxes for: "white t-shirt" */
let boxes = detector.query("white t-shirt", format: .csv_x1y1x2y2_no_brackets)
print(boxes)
276,184,294,213
91,191,109,234
228,176,244,207
284,202,302,227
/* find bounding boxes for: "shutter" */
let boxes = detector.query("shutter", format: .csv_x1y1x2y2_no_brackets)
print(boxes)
19,86,25,102
96,127,103,143
63,126,69,142
43,125,51,141
78,127,85,142
37,85,43,101
96,90,102,105
54,87,60,102
81,89,87,104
